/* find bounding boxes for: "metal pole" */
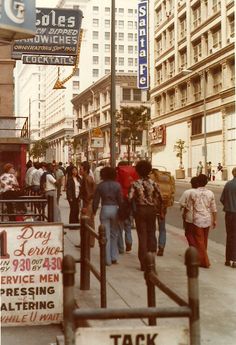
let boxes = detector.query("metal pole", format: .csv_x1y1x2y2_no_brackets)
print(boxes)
203,70,207,174
110,0,116,168
185,247,200,345
145,252,157,326
99,224,107,308
28,98,31,158
62,255,76,345
80,216,90,290
47,195,54,222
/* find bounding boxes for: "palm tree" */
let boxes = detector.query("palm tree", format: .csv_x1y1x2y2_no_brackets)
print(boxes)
116,106,150,163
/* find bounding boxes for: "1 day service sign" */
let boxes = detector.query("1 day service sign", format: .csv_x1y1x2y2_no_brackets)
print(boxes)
0,223,63,327
76,326,189,345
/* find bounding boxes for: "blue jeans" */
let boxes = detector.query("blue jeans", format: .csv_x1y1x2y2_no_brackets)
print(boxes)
100,205,119,265
157,216,166,248
118,216,132,253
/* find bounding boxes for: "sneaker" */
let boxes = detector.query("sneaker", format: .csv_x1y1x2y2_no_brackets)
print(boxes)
126,244,132,252
225,261,231,266
112,260,118,264
231,262,236,268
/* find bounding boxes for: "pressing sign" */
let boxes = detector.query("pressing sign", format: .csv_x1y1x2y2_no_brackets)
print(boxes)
76,326,189,345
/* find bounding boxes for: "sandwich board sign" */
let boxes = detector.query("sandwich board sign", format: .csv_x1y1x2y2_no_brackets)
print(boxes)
75,326,189,345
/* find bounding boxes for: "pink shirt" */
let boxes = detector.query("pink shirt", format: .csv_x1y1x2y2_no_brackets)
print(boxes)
190,187,217,228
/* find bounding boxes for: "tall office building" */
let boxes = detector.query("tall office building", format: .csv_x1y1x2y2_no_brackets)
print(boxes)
149,0,235,179
15,0,139,162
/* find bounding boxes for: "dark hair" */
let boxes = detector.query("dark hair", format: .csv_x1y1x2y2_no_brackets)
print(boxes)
135,160,152,178
100,167,116,181
118,160,129,166
197,174,208,187
190,176,199,188
59,162,63,166
80,161,90,173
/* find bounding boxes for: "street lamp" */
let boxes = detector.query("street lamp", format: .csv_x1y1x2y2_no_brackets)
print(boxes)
110,0,116,167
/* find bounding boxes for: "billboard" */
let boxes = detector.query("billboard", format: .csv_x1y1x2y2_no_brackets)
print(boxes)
0,0,36,41
137,1,149,89
12,8,83,58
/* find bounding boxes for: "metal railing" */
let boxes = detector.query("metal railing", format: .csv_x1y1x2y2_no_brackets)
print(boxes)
61,246,200,345
0,116,29,138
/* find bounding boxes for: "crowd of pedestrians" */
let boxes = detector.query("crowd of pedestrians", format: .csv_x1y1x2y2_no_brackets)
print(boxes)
0,158,235,270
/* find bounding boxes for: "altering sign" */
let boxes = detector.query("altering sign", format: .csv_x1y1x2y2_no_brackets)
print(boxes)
137,1,149,89
75,326,189,345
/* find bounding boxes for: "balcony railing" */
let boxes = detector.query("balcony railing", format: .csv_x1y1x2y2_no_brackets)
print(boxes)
0,116,29,139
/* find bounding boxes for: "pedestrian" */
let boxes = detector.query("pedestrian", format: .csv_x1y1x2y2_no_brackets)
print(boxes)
116,162,138,253
188,174,217,268
206,161,212,181
66,166,81,228
25,161,36,193
220,167,236,268
93,162,104,185
64,161,74,191
179,176,199,246
44,163,61,222
58,161,66,176
79,161,96,247
93,167,123,265
54,163,65,204
31,162,43,195
196,161,203,176
128,160,163,271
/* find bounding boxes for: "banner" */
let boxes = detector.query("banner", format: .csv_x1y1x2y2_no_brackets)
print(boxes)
137,1,149,89
0,0,36,40
12,8,83,57
0,223,63,327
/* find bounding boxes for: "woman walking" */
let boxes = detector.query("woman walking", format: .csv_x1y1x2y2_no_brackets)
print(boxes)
128,160,163,271
66,166,81,227
93,167,123,266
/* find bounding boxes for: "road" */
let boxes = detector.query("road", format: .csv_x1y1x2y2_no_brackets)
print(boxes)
166,181,225,245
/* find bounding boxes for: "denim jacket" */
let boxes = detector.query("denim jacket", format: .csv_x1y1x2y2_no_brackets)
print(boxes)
93,180,123,213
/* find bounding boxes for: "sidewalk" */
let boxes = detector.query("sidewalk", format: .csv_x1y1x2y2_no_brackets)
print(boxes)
60,194,236,345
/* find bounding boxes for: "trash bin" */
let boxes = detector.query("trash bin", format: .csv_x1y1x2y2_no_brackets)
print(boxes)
222,169,228,181
175,169,185,179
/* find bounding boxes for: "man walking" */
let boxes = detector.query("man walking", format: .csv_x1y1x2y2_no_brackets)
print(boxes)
220,167,236,268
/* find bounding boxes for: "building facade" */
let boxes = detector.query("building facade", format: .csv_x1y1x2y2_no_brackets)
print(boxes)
71,73,149,166
149,0,235,179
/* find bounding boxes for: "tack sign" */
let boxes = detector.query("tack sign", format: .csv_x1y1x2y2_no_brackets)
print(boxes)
75,326,189,345
0,223,63,327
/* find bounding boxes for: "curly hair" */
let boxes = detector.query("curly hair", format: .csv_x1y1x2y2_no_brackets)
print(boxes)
100,167,117,181
197,174,208,187
135,160,152,178
3,163,14,173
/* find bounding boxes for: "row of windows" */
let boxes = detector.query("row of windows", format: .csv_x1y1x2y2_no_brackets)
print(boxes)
93,44,137,54
93,31,138,41
93,6,137,15
92,56,137,66
92,63,138,77
93,19,137,29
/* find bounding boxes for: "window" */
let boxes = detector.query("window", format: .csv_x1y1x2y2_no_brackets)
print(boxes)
128,9,133,15
123,88,131,100
193,5,201,29
169,59,175,77
105,69,110,74
93,56,99,64
169,92,175,110
93,19,99,27
193,41,202,62
119,8,124,14
119,32,124,40
169,27,174,46
180,85,187,106
73,81,80,89
105,7,110,14
105,32,110,40
119,45,124,53
93,31,98,39
179,50,187,70
179,17,186,39
128,21,133,29
93,44,99,52
156,38,162,55
128,46,133,54
156,8,162,26
105,56,110,65
93,6,99,12
192,116,202,135
119,57,124,66
128,33,133,41
105,44,110,52
156,67,162,84
155,96,161,115
118,20,124,29
212,27,221,48
228,15,235,37
105,19,110,27
133,89,142,101
128,58,133,66
193,78,201,101
212,0,220,13
93,69,99,78
212,68,222,92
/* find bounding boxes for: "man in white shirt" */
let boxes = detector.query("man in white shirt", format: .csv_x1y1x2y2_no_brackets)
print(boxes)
44,163,61,222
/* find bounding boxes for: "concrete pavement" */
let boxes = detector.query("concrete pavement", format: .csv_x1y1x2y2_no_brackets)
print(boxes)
60,194,236,345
